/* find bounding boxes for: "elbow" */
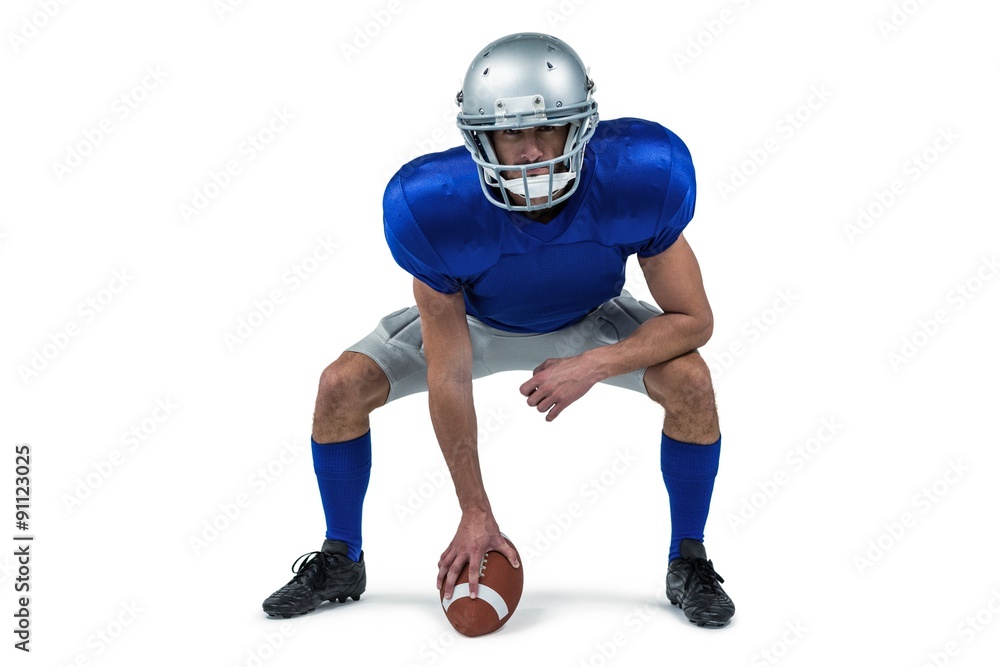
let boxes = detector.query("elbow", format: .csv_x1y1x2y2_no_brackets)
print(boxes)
695,310,713,348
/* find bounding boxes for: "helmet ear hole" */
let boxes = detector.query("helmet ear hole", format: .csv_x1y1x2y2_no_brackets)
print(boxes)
562,121,580,165
473,132,501,184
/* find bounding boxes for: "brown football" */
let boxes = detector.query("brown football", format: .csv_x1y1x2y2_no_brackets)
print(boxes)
440,538,524,637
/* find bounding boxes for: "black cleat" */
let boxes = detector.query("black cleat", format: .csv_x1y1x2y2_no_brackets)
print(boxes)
666,539,735,628
262,539,366,618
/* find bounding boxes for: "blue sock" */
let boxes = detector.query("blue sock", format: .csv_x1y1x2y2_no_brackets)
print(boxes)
660,432,721,561
312,432,371,562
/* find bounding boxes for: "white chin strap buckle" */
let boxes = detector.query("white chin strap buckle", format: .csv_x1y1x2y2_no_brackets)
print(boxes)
501,171,576,199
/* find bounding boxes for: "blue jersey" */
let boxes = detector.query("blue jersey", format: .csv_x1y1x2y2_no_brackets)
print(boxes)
383,118,696,334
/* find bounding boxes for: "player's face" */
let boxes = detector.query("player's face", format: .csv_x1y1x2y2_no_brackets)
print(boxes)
491,124,569,173
490,124,571,206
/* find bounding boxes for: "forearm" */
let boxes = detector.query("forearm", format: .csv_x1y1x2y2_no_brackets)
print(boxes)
583,310,712,381
427,374,491,515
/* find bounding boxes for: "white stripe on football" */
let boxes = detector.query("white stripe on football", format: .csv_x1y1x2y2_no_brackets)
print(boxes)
441,583,510,620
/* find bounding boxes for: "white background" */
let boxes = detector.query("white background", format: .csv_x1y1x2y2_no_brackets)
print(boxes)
3,1,999,665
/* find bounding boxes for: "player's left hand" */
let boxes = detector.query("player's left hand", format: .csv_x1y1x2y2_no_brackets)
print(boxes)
518,356,600,421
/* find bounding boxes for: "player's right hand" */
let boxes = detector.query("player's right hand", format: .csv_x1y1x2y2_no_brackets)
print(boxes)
437,509,519,601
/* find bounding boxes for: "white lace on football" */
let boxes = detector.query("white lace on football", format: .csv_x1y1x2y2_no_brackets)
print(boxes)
478,553,488,577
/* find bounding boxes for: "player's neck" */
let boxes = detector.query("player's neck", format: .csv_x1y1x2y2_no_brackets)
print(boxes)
518,201,566,225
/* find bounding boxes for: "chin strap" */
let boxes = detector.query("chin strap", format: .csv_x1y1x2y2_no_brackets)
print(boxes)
500,171,576,199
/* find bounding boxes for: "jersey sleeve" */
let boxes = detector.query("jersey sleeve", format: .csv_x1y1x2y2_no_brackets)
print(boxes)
637,130,697,258
382,173,463,294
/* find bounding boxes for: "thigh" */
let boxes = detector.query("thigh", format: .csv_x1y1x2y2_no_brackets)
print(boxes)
345,306,430,403
347,294,662,403
344,305,503,404
480,292,662,395
574,292,663,394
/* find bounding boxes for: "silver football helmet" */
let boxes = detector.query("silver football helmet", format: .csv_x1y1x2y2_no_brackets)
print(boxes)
456,33,599,212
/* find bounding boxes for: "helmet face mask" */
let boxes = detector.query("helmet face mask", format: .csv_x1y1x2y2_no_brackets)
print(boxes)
456,33,599,212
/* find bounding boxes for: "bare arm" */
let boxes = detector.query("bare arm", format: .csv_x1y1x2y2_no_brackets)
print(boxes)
413,278,519,599
586,233,713,377
520,233,713,419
